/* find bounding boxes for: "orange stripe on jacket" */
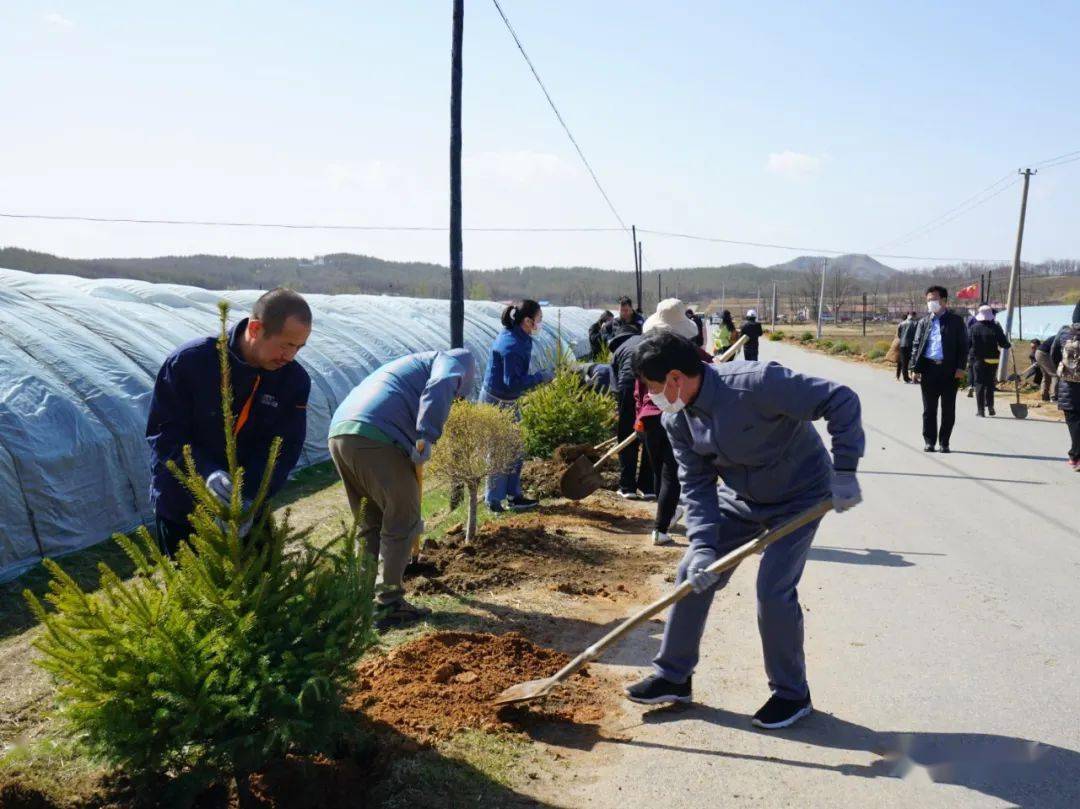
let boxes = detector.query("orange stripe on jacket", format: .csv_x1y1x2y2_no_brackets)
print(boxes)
233,376,262,436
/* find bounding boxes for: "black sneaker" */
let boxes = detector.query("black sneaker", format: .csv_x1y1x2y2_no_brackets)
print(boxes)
939,444,951,454
487,501,507,514
617,489,643,501
988,408,996,416
624,674,692,705
639,492,657,502
752,694,813,729
924,444,936,452
508,496,539,511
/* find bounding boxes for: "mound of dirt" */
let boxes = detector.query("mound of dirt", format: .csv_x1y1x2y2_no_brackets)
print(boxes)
348,631,606,744
521,443,618,499
408,517,608,595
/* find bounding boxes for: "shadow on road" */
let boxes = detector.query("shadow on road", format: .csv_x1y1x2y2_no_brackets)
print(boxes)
807,547,916,567
632,704,1080,808
950,449,1066,463
859,470,1045,486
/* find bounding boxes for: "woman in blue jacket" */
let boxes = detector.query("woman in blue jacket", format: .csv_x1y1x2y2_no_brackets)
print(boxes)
480,299,552,512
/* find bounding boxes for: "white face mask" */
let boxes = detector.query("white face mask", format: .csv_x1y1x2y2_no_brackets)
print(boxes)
927,299,942,314
650,377,686,414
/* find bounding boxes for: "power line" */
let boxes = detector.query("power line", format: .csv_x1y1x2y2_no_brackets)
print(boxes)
870,173,1017,253
489,0,628,231
0,212,621,232
1032,148,1080,167
637,228,1009,263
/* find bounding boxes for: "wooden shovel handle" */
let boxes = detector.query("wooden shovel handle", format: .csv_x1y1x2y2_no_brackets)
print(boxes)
715,334,749,364
546,500,833,684
593,432,639,469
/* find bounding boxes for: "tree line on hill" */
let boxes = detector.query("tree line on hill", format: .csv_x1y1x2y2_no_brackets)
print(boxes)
1,247,1076,315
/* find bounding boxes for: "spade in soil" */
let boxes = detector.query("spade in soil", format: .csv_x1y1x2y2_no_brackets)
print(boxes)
494,501,833,706
559,433,638,500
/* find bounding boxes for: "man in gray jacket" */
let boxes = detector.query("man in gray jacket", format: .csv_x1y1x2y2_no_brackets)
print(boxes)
625,331,864,729
329,349,476,629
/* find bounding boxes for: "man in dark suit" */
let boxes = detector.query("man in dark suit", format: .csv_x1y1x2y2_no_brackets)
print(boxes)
909,285,969,453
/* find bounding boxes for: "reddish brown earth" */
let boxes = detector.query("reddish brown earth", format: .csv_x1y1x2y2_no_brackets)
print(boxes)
348,631,607,745
408,495,669,602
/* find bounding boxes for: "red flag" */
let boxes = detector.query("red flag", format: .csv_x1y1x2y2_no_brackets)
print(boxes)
956,283,979,300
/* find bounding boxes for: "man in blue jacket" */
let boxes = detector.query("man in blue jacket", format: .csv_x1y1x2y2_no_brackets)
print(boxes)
624,331,864,730
147,288,313,556
329,349,476,629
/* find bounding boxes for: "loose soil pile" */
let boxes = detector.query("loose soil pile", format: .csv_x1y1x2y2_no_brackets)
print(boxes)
348,631,607,744
408,497,667,601
521,443,618,499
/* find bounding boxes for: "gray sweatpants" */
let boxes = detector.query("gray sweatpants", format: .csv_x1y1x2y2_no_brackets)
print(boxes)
329,434,422,605
653,486,825,701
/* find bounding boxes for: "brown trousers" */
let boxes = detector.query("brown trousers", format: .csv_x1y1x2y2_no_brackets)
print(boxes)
329,434,422,604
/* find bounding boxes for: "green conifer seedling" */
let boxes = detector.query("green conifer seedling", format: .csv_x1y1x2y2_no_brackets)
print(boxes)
25,302,378,806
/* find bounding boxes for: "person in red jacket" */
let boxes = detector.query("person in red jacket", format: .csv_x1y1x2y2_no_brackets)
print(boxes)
634,299,711,545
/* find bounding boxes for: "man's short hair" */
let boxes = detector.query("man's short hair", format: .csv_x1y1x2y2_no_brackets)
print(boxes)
925,285,948,299
618,295,633,308
632,331,704,383
252,288,312,336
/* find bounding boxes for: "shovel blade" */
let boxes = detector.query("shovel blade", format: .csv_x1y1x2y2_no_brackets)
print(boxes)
492,676,558,706
559,455,603,500
1010,403,1029,419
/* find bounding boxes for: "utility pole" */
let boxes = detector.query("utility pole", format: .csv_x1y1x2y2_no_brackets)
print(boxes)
657,272,662,303
999,168,1035,380
630,239,639,313
448,0,465,348
979,273,986,303
816,258,828,340
861,292,868,336
631,225,640,310
771,283,778,328
720,281,726,313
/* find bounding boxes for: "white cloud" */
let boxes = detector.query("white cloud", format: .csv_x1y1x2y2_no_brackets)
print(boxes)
43,11,75,29
766,150,824,180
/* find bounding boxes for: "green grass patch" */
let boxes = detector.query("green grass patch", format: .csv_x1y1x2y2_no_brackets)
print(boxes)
768,331,784,342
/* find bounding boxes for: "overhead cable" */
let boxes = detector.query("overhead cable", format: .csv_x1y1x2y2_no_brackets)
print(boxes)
489,0,628,230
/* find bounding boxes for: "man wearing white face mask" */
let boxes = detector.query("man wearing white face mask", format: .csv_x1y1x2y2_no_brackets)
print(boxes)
623,331,864,729
909,285,969,453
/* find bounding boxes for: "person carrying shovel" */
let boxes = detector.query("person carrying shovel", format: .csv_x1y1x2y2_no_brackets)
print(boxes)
328,349,476,630
623,331,864,729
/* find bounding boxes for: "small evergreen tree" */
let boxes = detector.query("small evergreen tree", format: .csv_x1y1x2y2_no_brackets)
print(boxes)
25,302,377,806
426,400,523,542
518,369,615,458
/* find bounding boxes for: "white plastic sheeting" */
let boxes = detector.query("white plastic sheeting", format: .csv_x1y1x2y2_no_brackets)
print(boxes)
1000,305,1076,341
0,267,599,581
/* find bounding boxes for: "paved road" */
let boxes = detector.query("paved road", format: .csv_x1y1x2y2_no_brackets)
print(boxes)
558,340,1079,809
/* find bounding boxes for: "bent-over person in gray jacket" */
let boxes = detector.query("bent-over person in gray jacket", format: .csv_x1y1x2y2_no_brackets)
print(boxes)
624,331,865,730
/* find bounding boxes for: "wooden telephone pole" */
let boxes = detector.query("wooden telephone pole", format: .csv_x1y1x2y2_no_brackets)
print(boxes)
449,0,465,348
998,168,1035,380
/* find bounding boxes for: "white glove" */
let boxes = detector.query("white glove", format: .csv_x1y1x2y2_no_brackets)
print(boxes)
686,548,721,594
206,470,233,506
831,470,862,513
410,439,432,464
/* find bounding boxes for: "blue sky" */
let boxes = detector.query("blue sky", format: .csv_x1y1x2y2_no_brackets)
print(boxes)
1,1,1078,271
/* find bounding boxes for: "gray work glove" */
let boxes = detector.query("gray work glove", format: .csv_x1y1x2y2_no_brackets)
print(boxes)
686,548,721,594
410,438,432,465
831,470,862,513
206,470,233,507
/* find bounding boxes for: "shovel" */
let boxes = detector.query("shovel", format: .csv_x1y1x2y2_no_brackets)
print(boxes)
559,432,639,500
714,334,748,364
493,500,833,707
1009,352,1028,419
410,440,426,561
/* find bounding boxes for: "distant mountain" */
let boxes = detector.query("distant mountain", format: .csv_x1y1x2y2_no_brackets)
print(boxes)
769,253,899,281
